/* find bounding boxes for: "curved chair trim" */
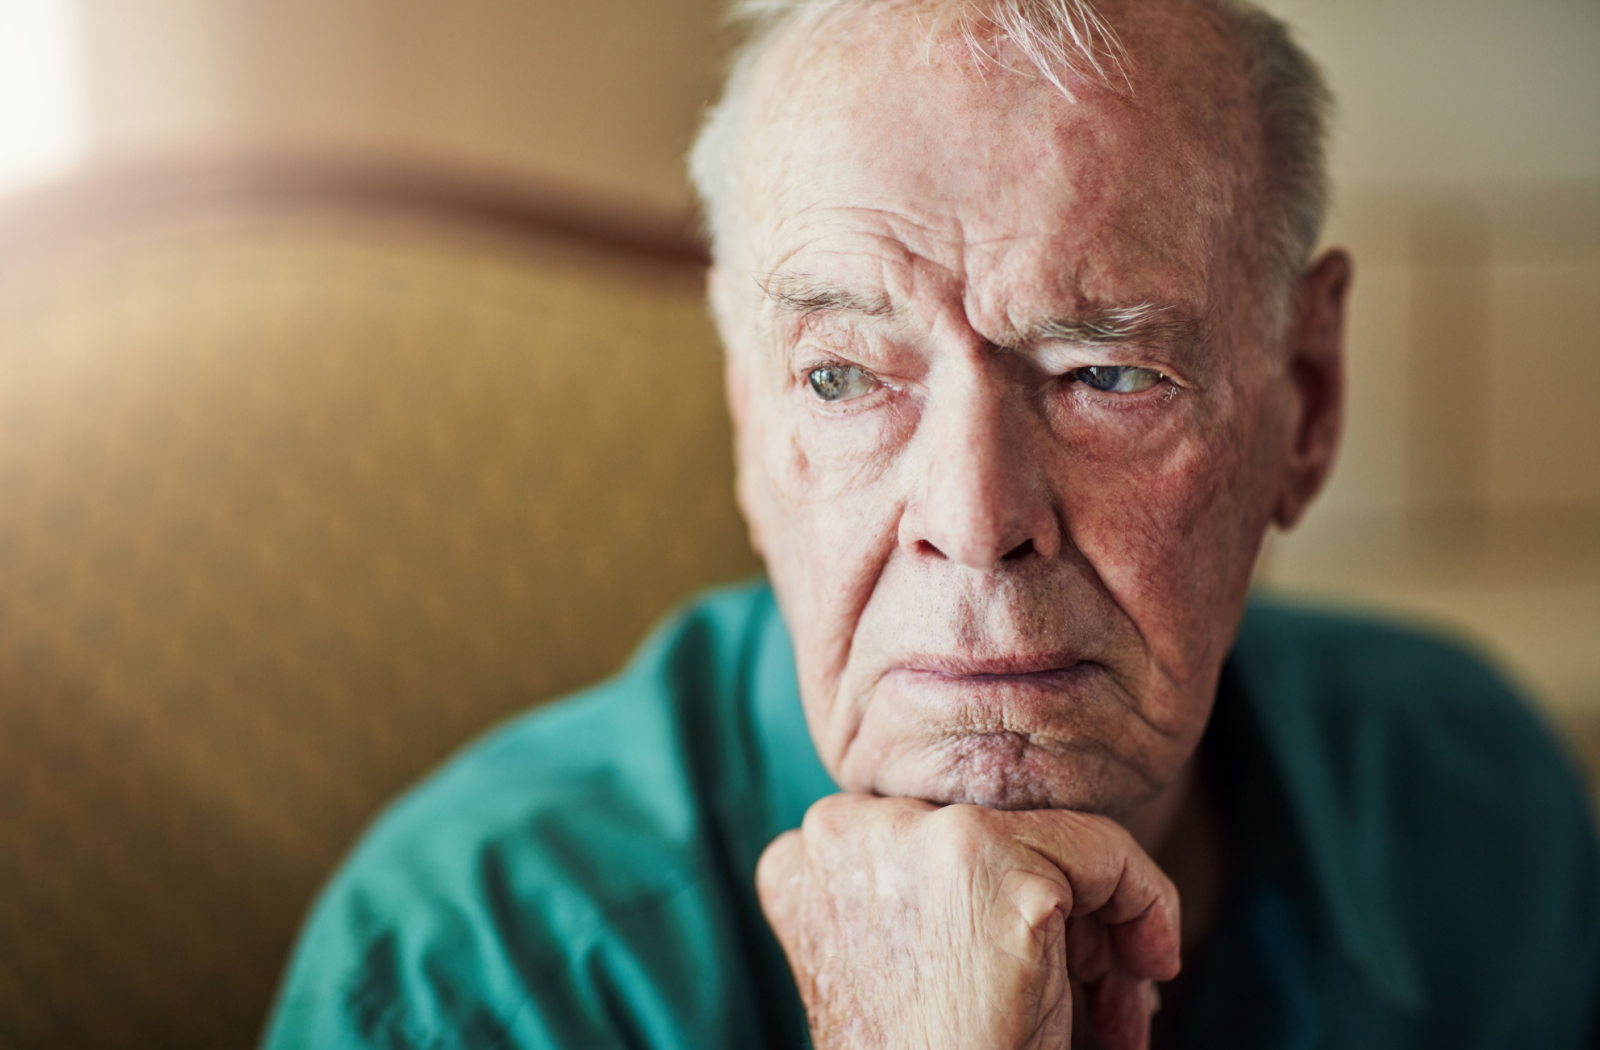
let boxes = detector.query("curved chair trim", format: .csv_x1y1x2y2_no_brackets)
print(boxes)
0,149,711,269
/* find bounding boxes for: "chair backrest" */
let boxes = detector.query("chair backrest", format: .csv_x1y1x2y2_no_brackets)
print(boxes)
0,157,760,1049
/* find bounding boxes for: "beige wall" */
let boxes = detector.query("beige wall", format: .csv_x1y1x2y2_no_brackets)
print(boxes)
76,0,726,212
1265,0,1600,186
69,0,1600,200
1263,182,1600,728
1250,0,1600,730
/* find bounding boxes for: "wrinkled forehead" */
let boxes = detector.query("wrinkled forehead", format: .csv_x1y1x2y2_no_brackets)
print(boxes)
731,0,1261,315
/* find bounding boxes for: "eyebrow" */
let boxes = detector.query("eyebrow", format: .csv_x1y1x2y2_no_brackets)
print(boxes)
761,273,893,318
762,272,1203,354
1018,302,1204,351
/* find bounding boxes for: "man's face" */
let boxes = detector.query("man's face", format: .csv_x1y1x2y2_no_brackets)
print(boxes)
714,4,1329,819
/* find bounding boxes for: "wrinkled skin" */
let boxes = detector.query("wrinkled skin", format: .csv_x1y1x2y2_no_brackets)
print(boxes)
710,1,1350,1046
757,796,1182,1050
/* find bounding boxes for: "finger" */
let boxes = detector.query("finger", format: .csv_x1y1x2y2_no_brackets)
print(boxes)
1089,970,1159,1050
1008,810,1181,982
1064,915,1113,983
1109,906,1181,984
755,829,805,942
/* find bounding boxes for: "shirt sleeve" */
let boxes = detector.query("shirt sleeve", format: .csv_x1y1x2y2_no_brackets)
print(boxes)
261,851,743,1050
260,586,794,1050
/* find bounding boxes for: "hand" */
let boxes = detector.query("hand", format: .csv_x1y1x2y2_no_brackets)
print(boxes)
756,794,1181,1050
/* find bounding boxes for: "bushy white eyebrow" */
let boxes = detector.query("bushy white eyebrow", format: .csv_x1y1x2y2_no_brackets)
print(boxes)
762,272,893,317
1021,302,1204,352
761,273,1203,366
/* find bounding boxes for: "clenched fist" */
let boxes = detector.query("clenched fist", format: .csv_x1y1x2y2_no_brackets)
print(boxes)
756,795,1181,1050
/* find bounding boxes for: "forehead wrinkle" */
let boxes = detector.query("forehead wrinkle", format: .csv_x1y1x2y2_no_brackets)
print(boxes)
757,222,978,341
758,204,965,283
763,201,969,262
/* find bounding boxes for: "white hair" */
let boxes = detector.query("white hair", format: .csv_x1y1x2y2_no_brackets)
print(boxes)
688,0,1331,299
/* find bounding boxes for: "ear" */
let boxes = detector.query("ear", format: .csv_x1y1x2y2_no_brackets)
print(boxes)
710,265,768,558
1272,248,1352,529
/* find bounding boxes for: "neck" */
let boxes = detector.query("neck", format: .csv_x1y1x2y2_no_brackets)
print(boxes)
1122,758,1200,855
1123,755,1230,963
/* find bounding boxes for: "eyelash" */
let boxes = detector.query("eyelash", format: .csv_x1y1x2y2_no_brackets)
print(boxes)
1071,382,1181,410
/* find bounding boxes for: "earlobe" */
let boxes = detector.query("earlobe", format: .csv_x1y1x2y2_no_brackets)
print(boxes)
1273,248,1352,529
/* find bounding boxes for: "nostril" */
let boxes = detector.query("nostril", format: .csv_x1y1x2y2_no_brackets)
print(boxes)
915,539,947,559
1001,539,1035,561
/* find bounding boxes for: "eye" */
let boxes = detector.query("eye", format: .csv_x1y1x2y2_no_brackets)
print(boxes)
807,362,877,402
1070,365,1166,394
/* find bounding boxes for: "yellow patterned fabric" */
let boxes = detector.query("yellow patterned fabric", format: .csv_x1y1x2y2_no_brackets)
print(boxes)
0,214,759,1049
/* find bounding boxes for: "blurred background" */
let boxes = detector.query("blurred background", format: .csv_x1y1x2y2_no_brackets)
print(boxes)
0,0,1594,1046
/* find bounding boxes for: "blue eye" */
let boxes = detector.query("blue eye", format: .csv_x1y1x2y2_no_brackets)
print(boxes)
807,363,877,402
1072,365,1165,394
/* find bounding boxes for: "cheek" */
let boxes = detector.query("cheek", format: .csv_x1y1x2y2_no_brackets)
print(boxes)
1053,386,1278,679
738,382,920,754
748,375,919,557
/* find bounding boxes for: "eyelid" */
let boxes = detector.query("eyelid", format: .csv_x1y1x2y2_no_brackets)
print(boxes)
1030,345,1189,384
1071,376,1180,412
792,331,901,390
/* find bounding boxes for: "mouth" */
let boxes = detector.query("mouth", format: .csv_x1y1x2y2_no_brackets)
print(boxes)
855,657,1114,811
896,653,1090,681
877,654,1105,722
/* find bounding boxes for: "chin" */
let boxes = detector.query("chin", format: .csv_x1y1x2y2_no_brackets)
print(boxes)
865,731,1148,814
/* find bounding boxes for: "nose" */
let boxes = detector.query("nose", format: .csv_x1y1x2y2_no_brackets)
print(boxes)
898,367,1062,569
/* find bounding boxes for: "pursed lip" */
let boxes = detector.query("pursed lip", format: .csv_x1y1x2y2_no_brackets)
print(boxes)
893,653,1089,680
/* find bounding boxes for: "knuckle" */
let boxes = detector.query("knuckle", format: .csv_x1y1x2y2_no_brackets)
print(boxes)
927,801,989,837
1051,809,1138,866
800,793,855,838
1057,808,1129,848
1005,867,1073,921
926,803,1003,865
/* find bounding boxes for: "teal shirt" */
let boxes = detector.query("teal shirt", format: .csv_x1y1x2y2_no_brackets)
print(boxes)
263,582,1600,1048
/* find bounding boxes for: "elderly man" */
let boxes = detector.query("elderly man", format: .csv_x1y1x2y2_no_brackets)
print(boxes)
264,0,1600,1046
